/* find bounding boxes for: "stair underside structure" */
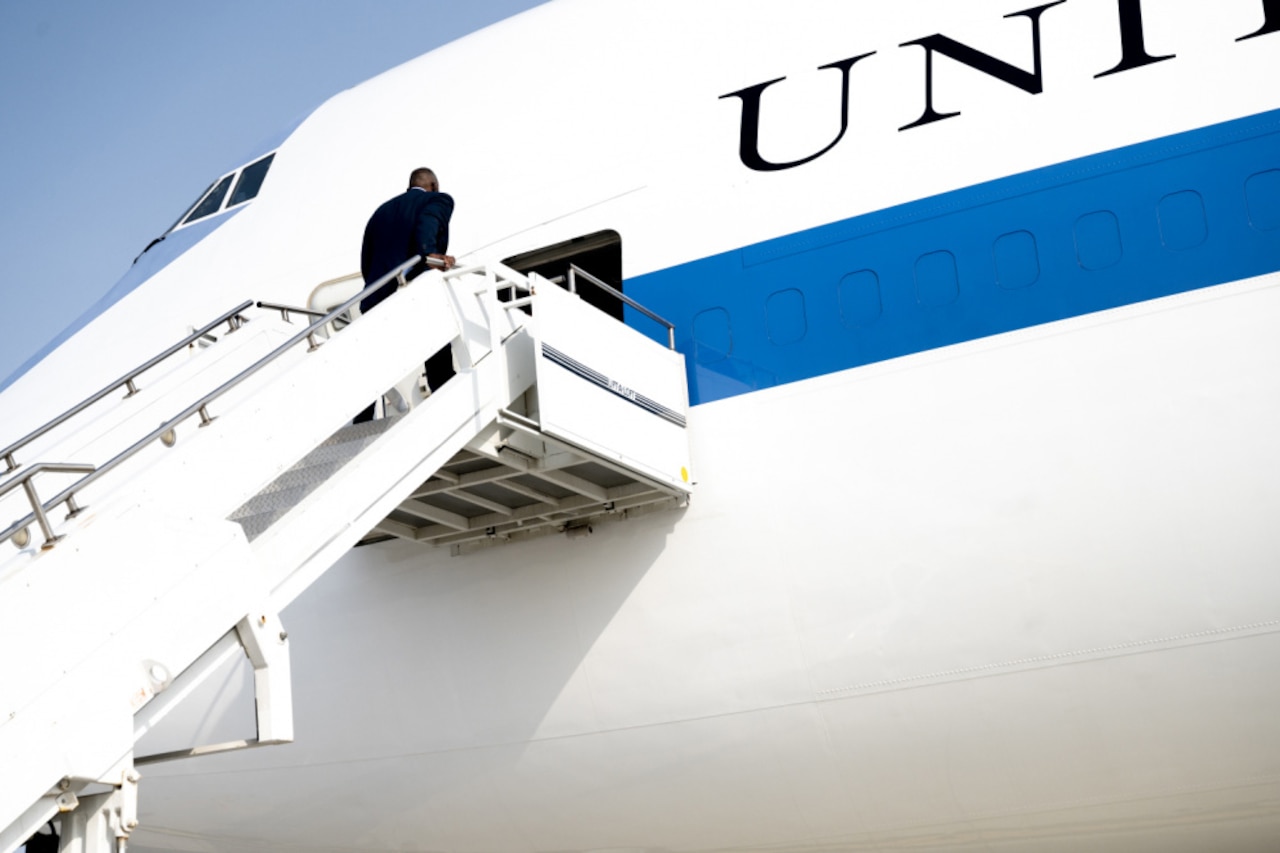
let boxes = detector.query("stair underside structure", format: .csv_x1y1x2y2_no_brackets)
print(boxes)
0,261,691,853
368,425,687,552
230,412,685,554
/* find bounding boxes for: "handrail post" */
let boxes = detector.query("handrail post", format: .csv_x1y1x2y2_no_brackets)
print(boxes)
21,478,62,550
483,268,507,391
124,378,140,398
4,452,16,473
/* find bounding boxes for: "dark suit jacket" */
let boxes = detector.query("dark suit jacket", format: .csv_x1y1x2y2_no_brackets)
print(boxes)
360,188,454,313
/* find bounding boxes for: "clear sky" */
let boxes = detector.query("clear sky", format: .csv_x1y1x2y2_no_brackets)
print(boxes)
0,0,547,389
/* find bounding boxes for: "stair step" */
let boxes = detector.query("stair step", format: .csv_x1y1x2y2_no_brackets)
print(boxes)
229,416,399,540
234,507,291,542
249,458,348,497
315,417,397,449
229,481,321,522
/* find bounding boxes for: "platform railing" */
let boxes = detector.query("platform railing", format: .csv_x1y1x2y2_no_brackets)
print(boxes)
567,264,676,349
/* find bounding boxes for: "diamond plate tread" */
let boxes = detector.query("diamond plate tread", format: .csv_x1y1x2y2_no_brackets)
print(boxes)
300,418,397,465
229,415,400,540
250,458,349,497
228,480,317,521
235,508,288,542
318,417,397,447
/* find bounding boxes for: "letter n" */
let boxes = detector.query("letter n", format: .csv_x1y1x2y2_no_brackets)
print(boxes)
720,52,875,172
1239,0,1280,40
899,1,1068,132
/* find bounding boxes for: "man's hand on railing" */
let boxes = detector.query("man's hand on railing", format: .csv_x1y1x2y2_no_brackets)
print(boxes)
426,253,456,270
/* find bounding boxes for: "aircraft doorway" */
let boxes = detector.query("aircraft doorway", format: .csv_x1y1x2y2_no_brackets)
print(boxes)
502,230,623,321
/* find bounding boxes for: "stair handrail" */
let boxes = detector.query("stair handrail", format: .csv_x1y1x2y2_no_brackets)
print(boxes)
0,301,255,474
1,256,429,552
255,301,331,321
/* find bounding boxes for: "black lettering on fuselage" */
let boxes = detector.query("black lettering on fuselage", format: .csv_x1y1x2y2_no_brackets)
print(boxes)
719,52,875,172
721,1,1279,171
1239,0,1280,40
1095,0,1175,78
899,1,1068,131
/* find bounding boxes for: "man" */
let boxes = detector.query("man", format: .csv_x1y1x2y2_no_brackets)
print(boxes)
357,168,456,418
360,167,456,311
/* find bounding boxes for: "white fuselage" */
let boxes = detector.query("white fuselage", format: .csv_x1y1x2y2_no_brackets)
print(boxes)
3,2,1280,850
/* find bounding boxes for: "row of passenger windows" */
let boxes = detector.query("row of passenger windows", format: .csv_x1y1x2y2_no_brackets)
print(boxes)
171,153,275,231
692,168,1280,351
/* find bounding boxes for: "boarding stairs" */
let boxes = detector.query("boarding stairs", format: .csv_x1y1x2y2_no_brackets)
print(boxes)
0,259,691,853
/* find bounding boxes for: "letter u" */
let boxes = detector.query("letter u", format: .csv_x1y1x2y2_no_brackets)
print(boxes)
720,52,874,172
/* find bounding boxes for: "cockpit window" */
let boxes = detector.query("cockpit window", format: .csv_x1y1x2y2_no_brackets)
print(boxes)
228,153,274,207
136,149,279,262
182,174,234,226
167,179,215,232
171,150,276,231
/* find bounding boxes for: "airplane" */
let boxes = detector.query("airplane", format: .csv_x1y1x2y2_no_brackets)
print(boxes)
3,0,1280,850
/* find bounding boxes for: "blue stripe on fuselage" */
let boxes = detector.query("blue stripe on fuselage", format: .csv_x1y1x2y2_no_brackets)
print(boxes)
626,109,1280,405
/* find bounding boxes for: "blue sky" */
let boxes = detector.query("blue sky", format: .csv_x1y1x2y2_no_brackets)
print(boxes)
0,0,546,391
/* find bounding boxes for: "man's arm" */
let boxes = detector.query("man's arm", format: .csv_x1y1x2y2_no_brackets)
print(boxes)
415,192,455,268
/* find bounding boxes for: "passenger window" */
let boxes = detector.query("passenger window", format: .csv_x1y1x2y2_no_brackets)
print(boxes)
182,174,234,225
228,153,274,207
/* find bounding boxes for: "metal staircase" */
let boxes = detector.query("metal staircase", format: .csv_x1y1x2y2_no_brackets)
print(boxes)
0,259,691,853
